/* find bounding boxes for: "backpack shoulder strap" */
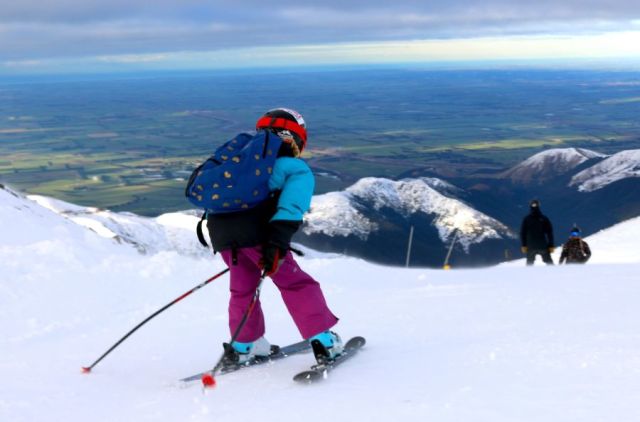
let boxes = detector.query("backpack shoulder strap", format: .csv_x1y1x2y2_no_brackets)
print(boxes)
196,212,209,248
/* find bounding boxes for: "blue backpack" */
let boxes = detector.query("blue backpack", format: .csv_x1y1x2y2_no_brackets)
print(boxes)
185,130,282,214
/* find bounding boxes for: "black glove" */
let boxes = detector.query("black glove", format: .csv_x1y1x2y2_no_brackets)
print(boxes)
259,220,301,276
260,242,287,276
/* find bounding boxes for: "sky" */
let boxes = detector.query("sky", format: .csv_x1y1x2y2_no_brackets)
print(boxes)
2,1,640,74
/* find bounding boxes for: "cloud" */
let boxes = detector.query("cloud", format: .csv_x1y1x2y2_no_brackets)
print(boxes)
2,59,43,68
97,53,169,64
2,1,640,63
5,32,640,75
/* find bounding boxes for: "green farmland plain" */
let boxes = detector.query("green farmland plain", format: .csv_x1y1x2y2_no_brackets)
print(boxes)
1,68,639,215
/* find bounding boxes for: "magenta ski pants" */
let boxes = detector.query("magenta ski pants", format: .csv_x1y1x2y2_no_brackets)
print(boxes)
219,246,338,342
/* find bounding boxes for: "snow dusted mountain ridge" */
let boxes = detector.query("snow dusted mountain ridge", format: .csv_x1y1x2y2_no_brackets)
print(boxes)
503,147,606,183
304,177,515,251
502,147,640,192
570,149,640,192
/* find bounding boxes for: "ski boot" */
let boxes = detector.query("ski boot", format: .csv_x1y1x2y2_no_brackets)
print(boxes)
222,336,277,366
308,331,343,364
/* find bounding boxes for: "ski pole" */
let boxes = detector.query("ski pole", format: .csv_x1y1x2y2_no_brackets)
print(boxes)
82,267,230,373
201,271,268,387
443,229,458,270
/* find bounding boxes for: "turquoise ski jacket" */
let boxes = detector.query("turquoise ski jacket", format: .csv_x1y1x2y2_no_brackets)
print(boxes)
269,157,314,222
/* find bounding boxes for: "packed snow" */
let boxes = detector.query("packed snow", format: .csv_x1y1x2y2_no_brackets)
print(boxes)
562,215,640,263
305,177,514,250
570,149,640,192
1,185,640,422
27,194,210,258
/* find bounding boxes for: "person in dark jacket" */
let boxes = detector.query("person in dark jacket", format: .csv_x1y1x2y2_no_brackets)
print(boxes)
206,108,342,365
520,199,555,265
559,226,591,264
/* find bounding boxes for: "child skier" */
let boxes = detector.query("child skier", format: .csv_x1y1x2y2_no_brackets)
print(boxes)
559,226,592,264
205,108,342,364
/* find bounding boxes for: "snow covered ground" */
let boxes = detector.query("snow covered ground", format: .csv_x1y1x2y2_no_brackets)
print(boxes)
2,186,640,422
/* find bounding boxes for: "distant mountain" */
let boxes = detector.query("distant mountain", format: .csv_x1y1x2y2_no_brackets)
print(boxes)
299,177,517,267
4,141,640,269
458,147,640,247
2,181,516,268
570,149,640,192
305,177,513,250
502,148,606,184
235,145,638,268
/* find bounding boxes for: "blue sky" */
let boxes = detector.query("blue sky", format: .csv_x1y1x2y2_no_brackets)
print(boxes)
2,1,640,73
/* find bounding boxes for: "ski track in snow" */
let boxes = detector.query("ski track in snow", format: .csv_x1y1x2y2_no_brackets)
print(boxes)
2,187,640,421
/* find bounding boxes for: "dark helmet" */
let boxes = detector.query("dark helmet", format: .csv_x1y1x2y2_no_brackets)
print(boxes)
256,108,307,152
529,199,541,210
570,226,581,237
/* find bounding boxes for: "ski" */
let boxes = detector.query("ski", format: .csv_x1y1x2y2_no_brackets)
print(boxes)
293,336,366,384
179,339,311,383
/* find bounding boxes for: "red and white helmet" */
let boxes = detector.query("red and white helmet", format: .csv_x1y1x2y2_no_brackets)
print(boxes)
256,108,307,151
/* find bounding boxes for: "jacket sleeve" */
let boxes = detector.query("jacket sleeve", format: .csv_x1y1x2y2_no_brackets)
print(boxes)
265,157,314,249
268,157,314,222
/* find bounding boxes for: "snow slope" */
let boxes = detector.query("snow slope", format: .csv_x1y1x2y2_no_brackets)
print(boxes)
2,186,640,422
570,149,640,192
305,177,515,251
27,194,209,257
507,215,640,266
562,215,640,264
